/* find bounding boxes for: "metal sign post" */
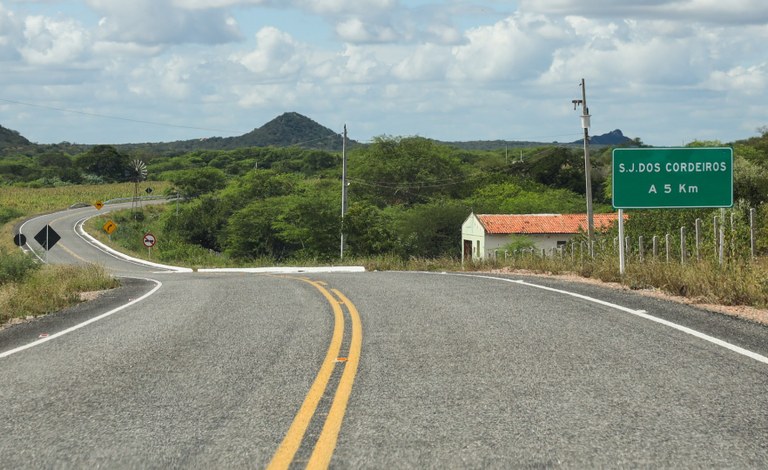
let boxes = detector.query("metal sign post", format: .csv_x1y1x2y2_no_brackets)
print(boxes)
143,233,157,259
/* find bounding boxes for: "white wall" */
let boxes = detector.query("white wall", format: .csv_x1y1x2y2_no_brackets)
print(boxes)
483,234,575,259
461,214,485,261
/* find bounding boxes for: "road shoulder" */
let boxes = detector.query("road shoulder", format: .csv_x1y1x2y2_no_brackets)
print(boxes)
0,277,156,355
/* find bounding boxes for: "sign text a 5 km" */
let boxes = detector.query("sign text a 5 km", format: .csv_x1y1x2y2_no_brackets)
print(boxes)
612,147,733,209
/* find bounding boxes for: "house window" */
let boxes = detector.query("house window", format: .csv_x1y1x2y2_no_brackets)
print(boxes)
557,241,567,248
476,240,480,257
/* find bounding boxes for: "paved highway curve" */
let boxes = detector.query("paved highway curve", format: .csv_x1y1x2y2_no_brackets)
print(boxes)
1,204,767,468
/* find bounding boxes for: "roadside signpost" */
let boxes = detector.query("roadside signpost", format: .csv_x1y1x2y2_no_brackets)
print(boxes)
13,233,26,247
143,233,156,248
612,147,733,209
103,220,118,235
143,232,156,258
94,200,104,210
33,225,61,262
612,147,734,274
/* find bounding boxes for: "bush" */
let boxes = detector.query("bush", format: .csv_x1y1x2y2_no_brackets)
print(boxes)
0,249,40,285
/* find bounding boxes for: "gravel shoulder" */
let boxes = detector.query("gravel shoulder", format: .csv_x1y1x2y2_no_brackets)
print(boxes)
488,267,768,326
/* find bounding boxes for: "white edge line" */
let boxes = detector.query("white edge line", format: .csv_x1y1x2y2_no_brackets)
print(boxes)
74,218,363,274
442,272,768,366
75,218,193,273
0,277,162,359
197,266,366,274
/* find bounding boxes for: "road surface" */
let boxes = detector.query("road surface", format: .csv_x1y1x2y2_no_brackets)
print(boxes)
2,204,767,468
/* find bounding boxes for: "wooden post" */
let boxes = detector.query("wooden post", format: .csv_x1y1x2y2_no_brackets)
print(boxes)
680,226,686,264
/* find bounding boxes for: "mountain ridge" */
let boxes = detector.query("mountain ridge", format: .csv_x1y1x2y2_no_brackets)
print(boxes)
1,113,636,155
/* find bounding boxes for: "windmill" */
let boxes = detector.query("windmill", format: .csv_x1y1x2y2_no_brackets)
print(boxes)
129,159,148,217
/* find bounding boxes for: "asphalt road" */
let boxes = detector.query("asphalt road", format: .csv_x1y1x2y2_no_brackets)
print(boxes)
1,205,767,468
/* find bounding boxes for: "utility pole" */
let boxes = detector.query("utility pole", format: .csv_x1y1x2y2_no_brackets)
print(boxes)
340,124,348,260
572,78,594,256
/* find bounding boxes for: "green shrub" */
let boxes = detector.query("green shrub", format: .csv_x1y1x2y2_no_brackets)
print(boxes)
0,249,40,285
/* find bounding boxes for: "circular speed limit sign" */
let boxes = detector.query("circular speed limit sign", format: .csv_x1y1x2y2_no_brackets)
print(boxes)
143,233,157,248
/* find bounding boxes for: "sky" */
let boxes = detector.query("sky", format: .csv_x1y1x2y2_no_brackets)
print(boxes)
0,0,766,146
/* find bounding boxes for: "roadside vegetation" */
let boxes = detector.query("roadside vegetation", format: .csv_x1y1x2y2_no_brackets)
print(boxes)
0,248,119,325
0,182,167,325
2,127,768,325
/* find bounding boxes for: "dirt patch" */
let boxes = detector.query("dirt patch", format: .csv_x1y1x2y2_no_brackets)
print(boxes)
489,267,768,327
79,290,109,302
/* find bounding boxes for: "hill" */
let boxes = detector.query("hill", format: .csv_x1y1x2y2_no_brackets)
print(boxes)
573,129,634,146
436,129,636,151
0,124,31,148
112,112,350,155
2,114,636,157
210,112,348,151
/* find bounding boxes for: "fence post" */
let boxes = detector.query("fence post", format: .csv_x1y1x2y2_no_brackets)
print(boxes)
695,218,702,261
713,215,719,263
719,225,725,265
625,236,630,257
750,208,756,260
639,236,644,262
680,226,686,264
665,233,671,262
653,235,658,259
730,211,735,260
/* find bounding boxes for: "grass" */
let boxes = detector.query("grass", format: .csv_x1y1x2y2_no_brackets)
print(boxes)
0,181,172,251
0,263,119,325
0,182,169,325
3,181,766,326
86,205,768,310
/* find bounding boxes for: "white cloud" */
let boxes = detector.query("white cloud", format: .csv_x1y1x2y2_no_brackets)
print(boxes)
330,45,384,84
20,15,89,65
87,0,241,45
294,0,396,16
707,64,768,95
232,27,306,77
0,4,22,60
449,14,558,82
335,17,398,43
392,43,451,81
521,0,768,24
1,0,767,146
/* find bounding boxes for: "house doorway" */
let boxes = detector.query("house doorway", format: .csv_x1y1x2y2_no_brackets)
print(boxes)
463,240,473,261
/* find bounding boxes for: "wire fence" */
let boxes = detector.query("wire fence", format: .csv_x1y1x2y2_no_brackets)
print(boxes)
491,207,761,266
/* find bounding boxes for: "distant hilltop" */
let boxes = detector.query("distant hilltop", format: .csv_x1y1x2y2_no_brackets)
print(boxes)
0,124,31,148
1,113,635,155
573,129,634,146
436,129,635,151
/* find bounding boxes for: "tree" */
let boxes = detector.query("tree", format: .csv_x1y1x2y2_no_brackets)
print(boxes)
223,198,287,259
343,202,397,256
74,145,129,182
350,137,468,206
466,181,590,214
164,195,229,251
391,199,470,258
170,167,227,199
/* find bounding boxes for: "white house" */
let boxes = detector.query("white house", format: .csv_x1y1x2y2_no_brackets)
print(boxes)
461,212,622,260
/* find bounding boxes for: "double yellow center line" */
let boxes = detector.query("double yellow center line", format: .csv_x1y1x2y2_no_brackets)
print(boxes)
267,278,362,470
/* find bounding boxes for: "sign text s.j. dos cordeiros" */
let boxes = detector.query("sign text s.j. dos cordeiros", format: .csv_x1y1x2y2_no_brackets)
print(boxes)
612,147,733,209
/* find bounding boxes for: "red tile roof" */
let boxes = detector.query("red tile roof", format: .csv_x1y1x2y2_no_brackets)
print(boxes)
475,213,622,235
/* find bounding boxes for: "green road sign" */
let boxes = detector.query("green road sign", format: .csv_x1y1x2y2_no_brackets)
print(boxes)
612,147,733,209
